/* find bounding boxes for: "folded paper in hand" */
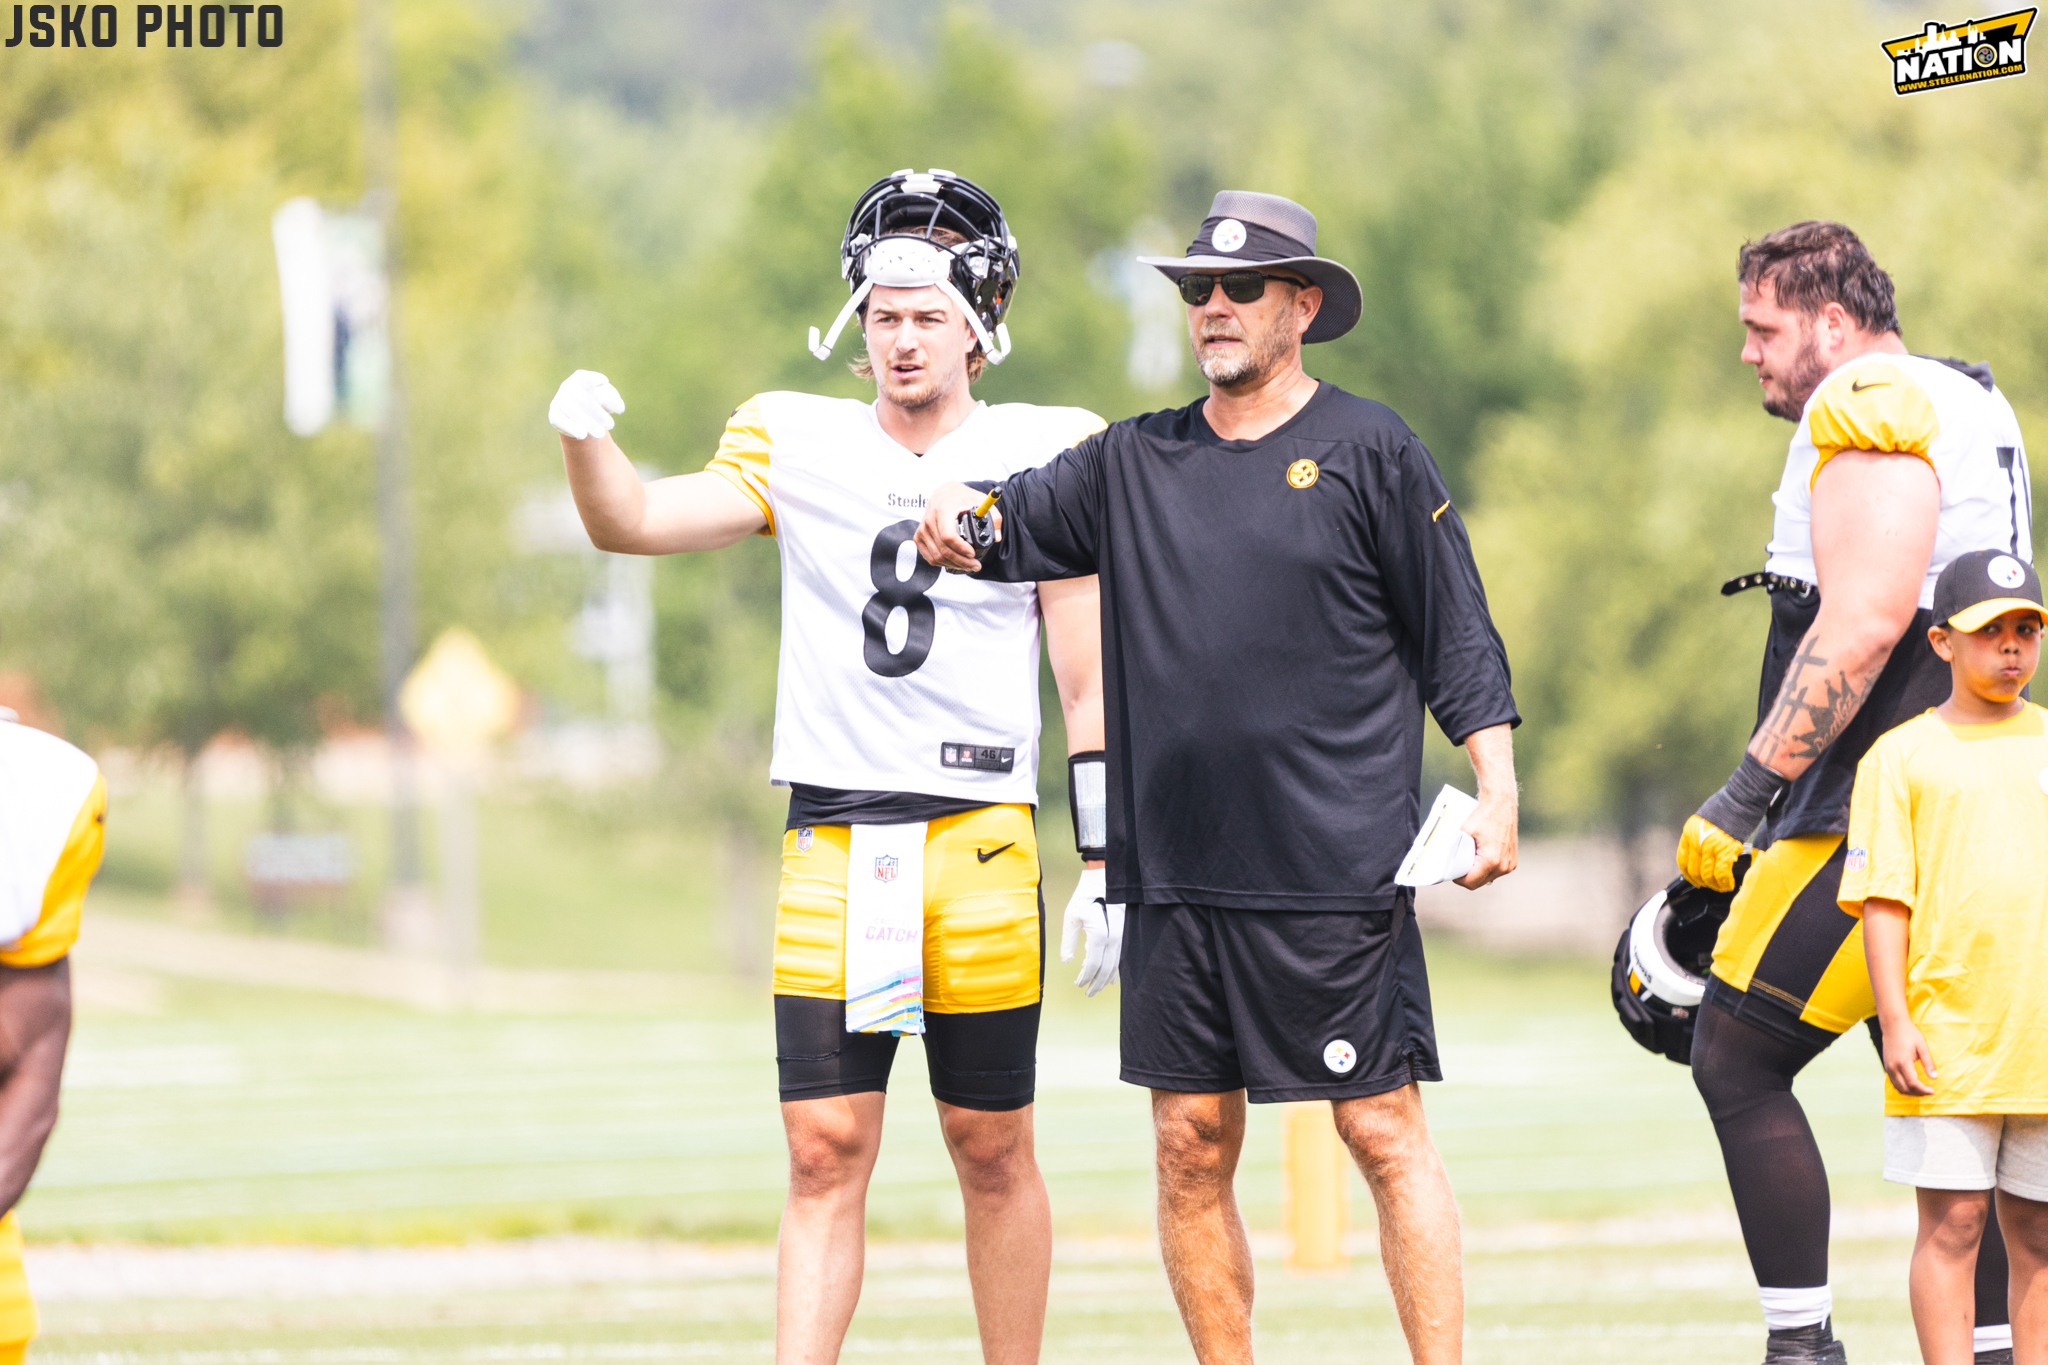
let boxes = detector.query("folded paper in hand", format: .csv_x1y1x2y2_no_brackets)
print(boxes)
1395,786,1478,888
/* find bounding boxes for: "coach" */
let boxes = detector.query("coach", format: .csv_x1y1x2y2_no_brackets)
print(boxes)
916,191,1519,1365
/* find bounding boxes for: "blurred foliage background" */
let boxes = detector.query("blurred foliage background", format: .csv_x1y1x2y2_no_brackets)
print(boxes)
2,0,2043,965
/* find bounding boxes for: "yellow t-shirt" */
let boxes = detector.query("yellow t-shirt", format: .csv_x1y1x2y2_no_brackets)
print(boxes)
1840,704,2048,1115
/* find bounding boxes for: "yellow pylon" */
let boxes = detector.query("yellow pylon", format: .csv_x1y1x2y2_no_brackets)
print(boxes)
1282,1101,1349,1272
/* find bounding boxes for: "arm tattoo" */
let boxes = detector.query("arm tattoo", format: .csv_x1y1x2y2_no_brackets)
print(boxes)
1752,630,1881,764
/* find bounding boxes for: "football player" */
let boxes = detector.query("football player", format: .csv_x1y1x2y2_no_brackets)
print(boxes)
548,169,1110,1365
1680,221,2030,1365
0,708,107,1361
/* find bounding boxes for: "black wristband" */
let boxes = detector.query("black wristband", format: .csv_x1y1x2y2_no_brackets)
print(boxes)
1068,750,1106,861
1696,754,1790,842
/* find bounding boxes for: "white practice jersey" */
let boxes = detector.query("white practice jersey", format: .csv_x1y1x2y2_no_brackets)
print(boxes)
707,392,1105,805
1766,352,2032,604
0,717,103,961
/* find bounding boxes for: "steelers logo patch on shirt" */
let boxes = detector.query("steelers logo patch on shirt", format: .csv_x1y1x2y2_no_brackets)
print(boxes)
1286,459,1319,489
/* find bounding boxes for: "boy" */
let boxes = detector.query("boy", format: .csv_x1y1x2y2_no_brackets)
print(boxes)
1841,547,2048,1365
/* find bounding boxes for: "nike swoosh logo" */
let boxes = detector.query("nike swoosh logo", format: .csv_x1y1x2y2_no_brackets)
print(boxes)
1849,379,1889,393
975,843,1016,863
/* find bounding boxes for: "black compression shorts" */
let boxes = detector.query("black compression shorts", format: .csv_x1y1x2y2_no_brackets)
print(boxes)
1119,901,1441,1103
774,996,1040,1111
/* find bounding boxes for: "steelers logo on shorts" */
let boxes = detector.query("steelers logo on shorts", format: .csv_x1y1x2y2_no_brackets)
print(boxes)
1323,1039,1357,1074
1286,459,1319,489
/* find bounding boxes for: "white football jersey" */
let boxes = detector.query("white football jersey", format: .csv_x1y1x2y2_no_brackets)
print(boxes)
1766,353,2032,605
707,392,1105,805
0,718,103,959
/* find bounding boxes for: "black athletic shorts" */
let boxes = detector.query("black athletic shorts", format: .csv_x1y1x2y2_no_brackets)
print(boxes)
1119,901,1441,1103
774,995,1040,1111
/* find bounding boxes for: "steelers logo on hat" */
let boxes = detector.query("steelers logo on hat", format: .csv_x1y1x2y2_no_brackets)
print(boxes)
1210,219,1247,253
1934,548,2045,633
1989,555,2027,590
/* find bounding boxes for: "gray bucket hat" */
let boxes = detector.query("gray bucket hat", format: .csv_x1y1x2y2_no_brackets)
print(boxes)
1137,190,1363,344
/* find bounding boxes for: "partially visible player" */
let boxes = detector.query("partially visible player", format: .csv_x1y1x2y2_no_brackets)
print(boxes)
547,169,1110,1365
0,708,107,1362
1679,221,2031,1365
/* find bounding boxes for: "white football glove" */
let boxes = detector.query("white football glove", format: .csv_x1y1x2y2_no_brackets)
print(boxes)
548,369,625,440
1058,867,1125,997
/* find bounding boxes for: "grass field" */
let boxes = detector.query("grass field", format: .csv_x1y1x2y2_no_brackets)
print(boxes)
37,782,1927,1362
34,908,1927,1362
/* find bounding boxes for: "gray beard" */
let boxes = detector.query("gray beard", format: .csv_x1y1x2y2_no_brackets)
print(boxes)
1196,324,1293,389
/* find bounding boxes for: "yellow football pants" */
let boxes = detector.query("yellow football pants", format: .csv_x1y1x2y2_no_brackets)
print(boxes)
1709,833,1873,1037
0,1210,36,1351
773,803,1041,1013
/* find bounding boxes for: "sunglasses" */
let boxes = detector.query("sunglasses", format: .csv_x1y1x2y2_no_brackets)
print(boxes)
1176,271,1304,306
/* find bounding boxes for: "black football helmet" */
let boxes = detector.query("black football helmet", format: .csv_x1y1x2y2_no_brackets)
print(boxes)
808,168,1021,367
1611,860,1748,1066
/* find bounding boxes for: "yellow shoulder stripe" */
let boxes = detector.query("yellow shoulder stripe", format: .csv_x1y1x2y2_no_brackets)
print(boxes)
1,772,104,968
704,395,776,538
1807,361,1938,488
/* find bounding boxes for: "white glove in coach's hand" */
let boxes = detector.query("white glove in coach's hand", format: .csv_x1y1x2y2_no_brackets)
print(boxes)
1058,867,1125,997
548,369,625,440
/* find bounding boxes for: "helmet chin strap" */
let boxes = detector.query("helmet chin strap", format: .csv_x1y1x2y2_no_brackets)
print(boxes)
808,239,1011,366
808,279,874,361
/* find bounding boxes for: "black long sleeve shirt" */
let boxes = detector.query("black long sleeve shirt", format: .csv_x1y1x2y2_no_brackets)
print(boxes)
978,382,1518,911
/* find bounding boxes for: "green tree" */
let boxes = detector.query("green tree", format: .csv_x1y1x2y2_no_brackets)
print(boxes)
1464,0,2048,834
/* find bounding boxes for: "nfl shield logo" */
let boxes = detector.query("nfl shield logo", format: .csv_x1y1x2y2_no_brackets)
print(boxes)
795,827,813,853
873,855,898,884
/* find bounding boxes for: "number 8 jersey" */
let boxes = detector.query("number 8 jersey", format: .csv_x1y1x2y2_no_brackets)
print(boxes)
707,392,1106,807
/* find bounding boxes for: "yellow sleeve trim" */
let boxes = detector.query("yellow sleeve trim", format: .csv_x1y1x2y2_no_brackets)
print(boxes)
1,772,104,967
704,395,775,538
1807,361,1939,488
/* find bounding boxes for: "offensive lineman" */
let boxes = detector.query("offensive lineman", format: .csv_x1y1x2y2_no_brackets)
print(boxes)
1679,222,2031,1365
547,170,1111,1365
0,708,107,1360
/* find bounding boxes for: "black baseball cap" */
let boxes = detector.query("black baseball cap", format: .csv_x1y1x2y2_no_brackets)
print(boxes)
1934,548,2044,631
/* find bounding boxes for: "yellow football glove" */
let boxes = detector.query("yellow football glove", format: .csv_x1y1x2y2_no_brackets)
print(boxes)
1680,755,1791,891
1677,814,1747,892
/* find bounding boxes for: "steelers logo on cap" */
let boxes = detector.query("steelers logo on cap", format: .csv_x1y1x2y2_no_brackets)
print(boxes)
1211,219,1247,253
1323,1039,1357,1074
1287,459,1319,489
1988,555,2027,590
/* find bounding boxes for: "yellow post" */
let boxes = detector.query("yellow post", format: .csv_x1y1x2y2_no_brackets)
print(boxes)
1282,1101,1349,1272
